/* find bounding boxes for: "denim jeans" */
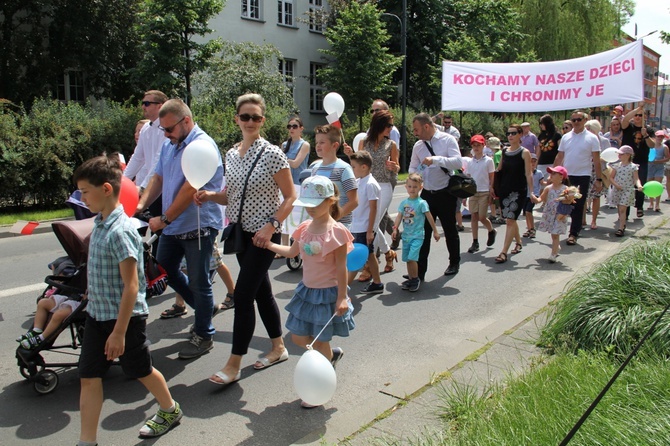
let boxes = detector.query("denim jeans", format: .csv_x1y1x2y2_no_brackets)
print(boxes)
157,229,218,339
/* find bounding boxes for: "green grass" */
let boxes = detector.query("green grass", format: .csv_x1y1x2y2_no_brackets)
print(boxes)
0,208,73,225
427,351,670,446
539,240,670,357
398,172,409,182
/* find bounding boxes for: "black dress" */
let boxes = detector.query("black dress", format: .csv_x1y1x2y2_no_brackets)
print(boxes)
497,148,527,220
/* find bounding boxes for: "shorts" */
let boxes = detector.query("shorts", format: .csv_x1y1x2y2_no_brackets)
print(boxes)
468,192,489,216
352,232,376,254
523,197,535,213
401,237,423,262
79,314,152,379
648,163,665,179
49,294,81,314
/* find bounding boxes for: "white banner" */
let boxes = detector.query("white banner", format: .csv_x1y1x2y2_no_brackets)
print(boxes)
442,40,644,112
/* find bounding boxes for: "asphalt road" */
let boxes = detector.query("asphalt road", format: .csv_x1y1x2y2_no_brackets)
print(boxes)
0,188,667,446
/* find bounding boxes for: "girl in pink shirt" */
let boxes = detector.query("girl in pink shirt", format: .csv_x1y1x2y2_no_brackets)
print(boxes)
266,176,355,407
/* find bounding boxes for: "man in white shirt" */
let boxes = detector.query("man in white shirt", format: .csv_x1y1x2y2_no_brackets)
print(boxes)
124,90,168,209
433,113,461,141
409,113,463,279
553,110,603,245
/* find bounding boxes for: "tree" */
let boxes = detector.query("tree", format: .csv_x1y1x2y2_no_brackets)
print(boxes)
0,0,142,105
319,1,402,130
134,0,224,105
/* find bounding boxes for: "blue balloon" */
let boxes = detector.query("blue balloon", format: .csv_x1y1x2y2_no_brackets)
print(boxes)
347,243,369,271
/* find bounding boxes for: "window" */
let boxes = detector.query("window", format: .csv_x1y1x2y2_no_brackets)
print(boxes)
56,70,85,103
308,0,323,33
310,62,325,112
242,0,261,20
277,0,293,26
278,59,295,97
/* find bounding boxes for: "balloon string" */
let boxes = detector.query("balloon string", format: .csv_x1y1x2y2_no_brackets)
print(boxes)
307,312,338,350
197,205,201,250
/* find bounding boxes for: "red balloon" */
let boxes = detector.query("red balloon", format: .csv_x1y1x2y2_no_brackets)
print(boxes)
119,176,139,217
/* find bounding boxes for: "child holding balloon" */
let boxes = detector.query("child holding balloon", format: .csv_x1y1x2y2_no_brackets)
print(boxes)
265,176,355,408
609,146,643,237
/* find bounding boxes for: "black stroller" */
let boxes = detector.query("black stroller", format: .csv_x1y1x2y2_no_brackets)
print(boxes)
16,218,93,394
15,218,168,394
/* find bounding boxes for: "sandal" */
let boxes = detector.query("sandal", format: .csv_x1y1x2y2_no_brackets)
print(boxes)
384,250,397,273
494,253,508,263
160,304,187,319
522,229,531,237
528,228,536,238
637,209,644,218
511,242,522,254
566,236,577,246
220,293,235,311
138,401,183,437
615,228,624,237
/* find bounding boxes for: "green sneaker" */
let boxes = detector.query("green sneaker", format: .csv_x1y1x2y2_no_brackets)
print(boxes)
139,401,183,438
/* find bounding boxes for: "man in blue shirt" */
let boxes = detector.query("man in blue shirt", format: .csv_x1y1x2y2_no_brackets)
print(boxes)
138,99,224,359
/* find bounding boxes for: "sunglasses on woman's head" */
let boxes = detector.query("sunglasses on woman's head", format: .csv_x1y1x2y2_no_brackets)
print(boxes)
287,124,299,130
237,113,263,122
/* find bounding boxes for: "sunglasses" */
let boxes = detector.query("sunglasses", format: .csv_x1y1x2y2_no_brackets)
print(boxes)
141,101,161,107
635,114,643,117
159,116,185,133
444,122,452,125
237,113,264,122
562,126,571,130
287,124,300,130
506,131,518,136
370,108,382,114
571,118,583,122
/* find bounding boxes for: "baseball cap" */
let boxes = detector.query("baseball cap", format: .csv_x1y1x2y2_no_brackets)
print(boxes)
470,134,486,145
617,145,634,155
655,130,665,137
547,166,568,179
487,137,501,149
614,105,624,111
530,153,538,160
293,176,335,208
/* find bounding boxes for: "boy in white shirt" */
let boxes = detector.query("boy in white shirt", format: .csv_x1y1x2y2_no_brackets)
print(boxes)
463,135,496,253
348,151,384,294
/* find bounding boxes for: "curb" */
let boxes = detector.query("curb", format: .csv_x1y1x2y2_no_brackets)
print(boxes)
0,217,73,239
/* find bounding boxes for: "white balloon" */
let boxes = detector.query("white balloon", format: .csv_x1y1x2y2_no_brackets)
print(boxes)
181,140,220,189
323,92,345,117
294,349,337,406
600,147,619,163
352,133,367,152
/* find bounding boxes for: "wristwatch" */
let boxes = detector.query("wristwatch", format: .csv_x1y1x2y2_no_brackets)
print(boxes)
269,217,281,230
160,214,171,225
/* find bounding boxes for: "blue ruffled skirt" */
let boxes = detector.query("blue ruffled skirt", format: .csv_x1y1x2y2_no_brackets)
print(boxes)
285,282,355,341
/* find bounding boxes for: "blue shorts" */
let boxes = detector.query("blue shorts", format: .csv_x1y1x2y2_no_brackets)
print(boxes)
523,197,535,213
352,232,375,254
401,237,423,262
648,163,665,179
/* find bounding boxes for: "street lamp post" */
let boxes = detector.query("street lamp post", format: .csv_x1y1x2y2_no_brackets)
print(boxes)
381,0,408,171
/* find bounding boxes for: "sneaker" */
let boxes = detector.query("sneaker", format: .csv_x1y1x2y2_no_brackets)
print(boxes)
486,229,497,247
456,225,465,232
361,282,384,294
407,278,421,292
16,328,42,343
548,254,558,263
178,334,213,359
467,241,480,253
331,347,344,369
20,332,43,350
139,401,183,437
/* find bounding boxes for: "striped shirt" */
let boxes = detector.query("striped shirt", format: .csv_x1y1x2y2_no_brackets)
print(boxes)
310,159,358,225
87,206,148,321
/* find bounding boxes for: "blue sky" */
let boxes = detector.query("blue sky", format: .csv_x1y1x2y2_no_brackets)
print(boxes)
621,1,669,83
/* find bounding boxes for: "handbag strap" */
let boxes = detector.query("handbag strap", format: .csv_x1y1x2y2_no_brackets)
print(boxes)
423,140,452,176
236,145,267,222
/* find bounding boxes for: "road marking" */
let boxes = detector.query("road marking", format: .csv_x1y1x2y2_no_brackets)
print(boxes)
0,283,45,299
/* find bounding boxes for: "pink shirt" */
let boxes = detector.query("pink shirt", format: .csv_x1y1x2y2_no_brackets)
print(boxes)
292,220,353,289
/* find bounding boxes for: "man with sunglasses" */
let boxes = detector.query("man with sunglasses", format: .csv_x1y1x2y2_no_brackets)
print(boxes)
432,112,461,141
553,110,602,245
138,99,224,360
621,104,654,217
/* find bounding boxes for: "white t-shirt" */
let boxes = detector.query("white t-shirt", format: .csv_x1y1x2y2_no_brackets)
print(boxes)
558,129,600,177
351,173,381,233
463,155,495,191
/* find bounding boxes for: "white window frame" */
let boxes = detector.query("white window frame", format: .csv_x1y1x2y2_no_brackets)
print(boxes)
310,62,325,112
308,0,324,33
279,58,295,97
242,0,262,20
56,70,85,103
277,0,294,26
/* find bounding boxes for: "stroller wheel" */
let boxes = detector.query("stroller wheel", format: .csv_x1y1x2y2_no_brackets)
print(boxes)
34,370,58,395
286,255,303,271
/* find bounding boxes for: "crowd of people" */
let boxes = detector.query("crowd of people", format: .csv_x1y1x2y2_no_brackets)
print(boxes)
15,89,670,445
